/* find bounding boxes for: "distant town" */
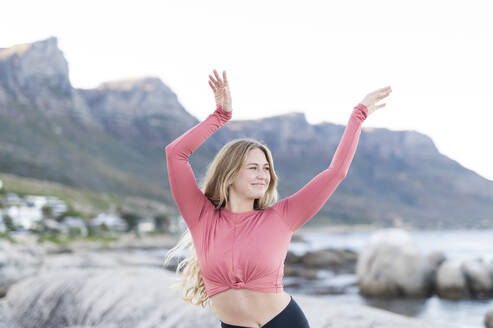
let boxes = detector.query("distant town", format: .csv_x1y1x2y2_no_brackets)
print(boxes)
0,178,185,243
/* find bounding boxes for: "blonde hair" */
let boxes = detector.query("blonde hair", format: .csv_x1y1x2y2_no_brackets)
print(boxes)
163,138,280,310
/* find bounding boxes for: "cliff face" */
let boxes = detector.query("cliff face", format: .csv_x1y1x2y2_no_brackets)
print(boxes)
78,77,198,143
0,37,98,127
1,36,492,229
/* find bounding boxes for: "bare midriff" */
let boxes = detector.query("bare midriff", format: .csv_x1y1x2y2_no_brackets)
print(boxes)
210,288,292,328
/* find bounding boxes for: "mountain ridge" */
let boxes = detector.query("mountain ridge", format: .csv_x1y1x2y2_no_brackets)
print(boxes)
1,37,492,229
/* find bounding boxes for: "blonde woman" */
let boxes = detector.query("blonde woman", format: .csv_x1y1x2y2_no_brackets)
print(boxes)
164,69,392,327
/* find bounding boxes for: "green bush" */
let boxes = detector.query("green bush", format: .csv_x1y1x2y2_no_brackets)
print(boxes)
3,215,16,231
120,211,142,232
0,231,16,243
56,205,84,222
154,213,171,232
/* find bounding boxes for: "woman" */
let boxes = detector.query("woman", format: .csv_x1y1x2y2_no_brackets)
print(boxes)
164,69,392,327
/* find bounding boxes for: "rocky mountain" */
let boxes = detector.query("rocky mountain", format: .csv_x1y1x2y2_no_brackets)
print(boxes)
1,37,492,229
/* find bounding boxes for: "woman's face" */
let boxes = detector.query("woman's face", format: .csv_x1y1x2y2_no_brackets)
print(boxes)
230,148,271,200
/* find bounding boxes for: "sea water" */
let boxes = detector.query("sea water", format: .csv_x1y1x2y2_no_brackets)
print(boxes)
289,229,493,328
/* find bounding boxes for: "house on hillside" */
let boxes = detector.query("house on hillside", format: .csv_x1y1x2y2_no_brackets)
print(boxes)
137,217,156,234
89,213,127,233
1,205,43,230
61,216,88,236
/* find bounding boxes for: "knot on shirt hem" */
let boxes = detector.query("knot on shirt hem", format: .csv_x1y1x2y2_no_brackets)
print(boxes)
232,281,245,288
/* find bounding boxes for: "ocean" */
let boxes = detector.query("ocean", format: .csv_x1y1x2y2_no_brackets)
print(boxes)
288,228,493,328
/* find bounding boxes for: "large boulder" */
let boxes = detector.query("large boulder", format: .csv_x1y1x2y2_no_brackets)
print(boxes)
0,240,44,297
300,248,358,273
435,260,470,299
485,309,493,328
461,258,493,299
356,228,438,297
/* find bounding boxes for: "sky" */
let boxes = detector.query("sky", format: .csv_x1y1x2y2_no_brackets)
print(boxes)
1,0,492,181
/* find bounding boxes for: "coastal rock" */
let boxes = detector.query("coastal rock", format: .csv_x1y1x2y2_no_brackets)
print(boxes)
485,309,493,328
0,240,44,297
283,265,319,279
285,250,302,264
424,250,447,295
436,260,470,299
426,250,447,269
356,228,436,297
300,248,358,273
461,258,493,299
2,261,452,328
291,233,307,243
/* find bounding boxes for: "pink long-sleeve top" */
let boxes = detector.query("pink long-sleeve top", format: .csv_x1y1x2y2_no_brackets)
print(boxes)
165,103,368,298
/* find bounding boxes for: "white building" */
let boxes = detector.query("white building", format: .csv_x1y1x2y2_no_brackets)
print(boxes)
2,206,43,230
24,195,48,208
46,196,68,217
89,213,127,233
6,193,22,206
61,216,88,236
137,217,156,234
43,218,65,234
23,195,68,218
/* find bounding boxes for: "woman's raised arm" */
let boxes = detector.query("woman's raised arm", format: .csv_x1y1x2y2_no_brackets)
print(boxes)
165,69,233,230
273,86,392,232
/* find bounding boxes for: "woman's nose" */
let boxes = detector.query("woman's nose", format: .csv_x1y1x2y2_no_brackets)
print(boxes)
256,170,269,178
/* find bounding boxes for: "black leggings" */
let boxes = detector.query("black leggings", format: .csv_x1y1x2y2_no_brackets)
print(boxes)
220,295,310,328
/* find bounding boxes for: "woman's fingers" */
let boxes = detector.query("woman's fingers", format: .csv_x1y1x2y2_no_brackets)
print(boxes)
376,88,391,100
213,69,223,85
377,92,390,100
377,87,391,97
223,70,228,86
209,74,219,87
361,86,391,116
209,69,229,90
208,80,216,92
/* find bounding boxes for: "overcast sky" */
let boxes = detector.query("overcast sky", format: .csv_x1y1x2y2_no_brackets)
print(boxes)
1,0,492,181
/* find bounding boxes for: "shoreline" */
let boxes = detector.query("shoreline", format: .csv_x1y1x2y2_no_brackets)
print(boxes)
297,223,379,234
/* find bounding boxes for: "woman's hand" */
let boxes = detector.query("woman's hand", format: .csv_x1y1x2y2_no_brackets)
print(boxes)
208,69,232,113
359,86,392,116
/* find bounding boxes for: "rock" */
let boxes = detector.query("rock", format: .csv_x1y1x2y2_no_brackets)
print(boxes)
291,233,307,243
356,228,435,297
0,299,7,326
2,257,451,328
0,240,44,297
300,248,357,273
426,250,447,268
424,251,447,295
285,250,302,264
485,309,493,328
310,285,347,295
461,258,493,299
436,260,469,299
283,265,319,279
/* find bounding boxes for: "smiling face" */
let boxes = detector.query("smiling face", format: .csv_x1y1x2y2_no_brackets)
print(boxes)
229,147,271,201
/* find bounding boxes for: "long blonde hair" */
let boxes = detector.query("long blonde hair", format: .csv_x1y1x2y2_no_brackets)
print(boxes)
163,138,280,310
